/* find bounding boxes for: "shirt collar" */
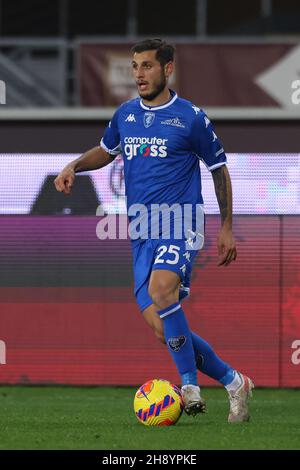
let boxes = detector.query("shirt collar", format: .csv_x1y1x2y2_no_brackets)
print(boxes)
139,89,178,111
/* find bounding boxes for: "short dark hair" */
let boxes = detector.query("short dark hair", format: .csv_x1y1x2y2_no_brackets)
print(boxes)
131,38,175,67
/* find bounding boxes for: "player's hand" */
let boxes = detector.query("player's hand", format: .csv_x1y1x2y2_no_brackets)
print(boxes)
54,167,75,194
217,227,237,267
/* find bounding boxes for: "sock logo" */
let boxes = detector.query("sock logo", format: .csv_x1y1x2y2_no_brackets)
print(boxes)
168,336,186,352
195,353,204,370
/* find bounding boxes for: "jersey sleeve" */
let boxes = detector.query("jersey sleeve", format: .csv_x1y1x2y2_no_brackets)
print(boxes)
190,110,227,171
100,107,122,156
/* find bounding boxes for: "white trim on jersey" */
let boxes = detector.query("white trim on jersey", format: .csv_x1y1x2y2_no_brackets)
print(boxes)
139,92,178,111
180,286,190,294
207,161,227,172
215,148,225,157
100,138,121,156
180,286,190,299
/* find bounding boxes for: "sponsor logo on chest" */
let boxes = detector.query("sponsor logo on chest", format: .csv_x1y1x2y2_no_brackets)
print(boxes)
124,136,168,160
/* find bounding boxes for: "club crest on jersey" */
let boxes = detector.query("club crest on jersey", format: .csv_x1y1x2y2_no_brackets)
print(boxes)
143,112,155,128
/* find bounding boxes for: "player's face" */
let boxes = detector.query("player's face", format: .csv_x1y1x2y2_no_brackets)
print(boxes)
132,50,172,101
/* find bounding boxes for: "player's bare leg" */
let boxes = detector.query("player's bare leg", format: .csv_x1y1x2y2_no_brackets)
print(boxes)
148,269,180,311
146,270,206,416
143,304,166,344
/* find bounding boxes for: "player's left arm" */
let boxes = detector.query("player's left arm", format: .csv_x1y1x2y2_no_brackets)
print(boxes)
211,164,237,267
190,108,237,266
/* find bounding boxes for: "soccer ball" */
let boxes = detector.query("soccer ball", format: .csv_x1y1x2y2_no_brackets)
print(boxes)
134,379,184,426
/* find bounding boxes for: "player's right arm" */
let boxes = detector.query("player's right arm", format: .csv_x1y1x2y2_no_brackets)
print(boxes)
54,146,115,194
55,106,122,194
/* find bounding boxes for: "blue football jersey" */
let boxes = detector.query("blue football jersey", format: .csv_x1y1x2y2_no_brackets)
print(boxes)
101,89,227,242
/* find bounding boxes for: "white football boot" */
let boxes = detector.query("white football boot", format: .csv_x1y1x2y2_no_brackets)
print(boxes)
227,373,255,423
181,384,206,416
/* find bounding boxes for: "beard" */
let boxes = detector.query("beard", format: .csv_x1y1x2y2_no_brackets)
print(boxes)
139,71,167,101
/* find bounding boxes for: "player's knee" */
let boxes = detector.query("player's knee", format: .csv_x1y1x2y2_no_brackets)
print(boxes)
148,284,177,310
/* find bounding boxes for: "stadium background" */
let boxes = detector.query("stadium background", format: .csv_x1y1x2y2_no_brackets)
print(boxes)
0,0,299,389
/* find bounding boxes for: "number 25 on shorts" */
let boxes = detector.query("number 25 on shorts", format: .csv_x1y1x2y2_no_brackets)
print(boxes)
154,245,180,265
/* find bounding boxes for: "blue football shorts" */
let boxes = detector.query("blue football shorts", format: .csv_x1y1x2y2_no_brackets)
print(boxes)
132,237,201,312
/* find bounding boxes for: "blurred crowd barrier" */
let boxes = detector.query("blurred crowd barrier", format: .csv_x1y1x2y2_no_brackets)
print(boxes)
78,41,300,108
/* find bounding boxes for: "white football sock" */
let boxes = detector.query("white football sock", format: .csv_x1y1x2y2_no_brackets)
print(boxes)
225,371,242,394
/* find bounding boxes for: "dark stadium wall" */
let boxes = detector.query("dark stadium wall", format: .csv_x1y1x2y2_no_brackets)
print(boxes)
0,120,300,153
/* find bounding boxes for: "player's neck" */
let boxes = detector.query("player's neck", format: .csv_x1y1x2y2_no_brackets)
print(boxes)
142,87,171,108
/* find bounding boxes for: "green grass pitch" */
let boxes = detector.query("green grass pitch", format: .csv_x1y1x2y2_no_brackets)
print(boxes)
0,386,299,450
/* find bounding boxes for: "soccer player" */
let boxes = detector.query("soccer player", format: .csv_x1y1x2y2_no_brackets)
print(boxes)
54,39,254,422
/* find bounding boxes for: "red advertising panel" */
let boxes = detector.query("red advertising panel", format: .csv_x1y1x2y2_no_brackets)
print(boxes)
1,215,297,387
281,217,300,387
